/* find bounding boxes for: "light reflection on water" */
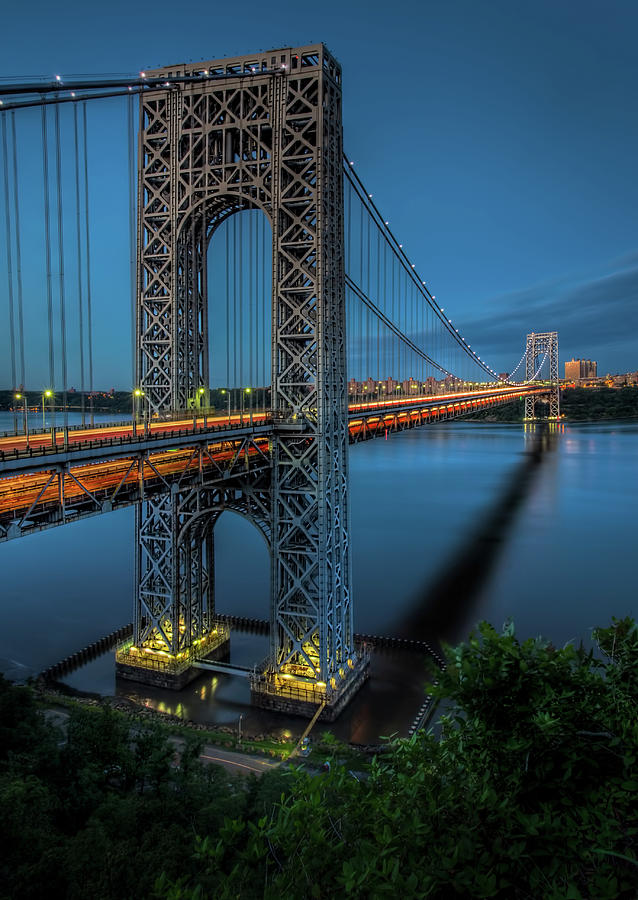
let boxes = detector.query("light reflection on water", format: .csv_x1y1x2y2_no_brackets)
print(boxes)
0,421,635,742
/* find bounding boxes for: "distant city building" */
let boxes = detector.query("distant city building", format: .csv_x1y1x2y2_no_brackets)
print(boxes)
565,358,597,381
498,372,509,381
402,377,420,394
425,376,437,394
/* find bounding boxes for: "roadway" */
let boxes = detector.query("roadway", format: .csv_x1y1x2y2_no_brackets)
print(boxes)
0,385,541,460
0,410,271,456
0,385,548,533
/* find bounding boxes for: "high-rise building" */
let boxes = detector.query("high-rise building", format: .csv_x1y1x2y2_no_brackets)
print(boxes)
565,358,597,380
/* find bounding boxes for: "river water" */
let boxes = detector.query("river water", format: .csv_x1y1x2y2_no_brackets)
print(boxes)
0,416,635,742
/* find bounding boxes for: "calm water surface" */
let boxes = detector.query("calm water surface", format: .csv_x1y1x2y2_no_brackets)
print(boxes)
1,417,635,742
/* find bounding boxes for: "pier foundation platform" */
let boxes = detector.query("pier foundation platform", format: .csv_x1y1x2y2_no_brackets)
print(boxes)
115,624,230,690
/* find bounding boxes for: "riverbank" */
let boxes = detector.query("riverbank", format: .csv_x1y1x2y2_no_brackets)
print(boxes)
35,683,381,765
463,386,638,423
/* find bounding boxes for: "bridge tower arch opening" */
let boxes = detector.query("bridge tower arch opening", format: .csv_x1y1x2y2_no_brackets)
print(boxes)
122,45,369,719
206,206,272,416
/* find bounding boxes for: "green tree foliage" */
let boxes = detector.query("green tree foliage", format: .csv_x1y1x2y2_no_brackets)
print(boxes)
560,387,638,421
464,387,638,423
159,619,638,899
2,619,638,898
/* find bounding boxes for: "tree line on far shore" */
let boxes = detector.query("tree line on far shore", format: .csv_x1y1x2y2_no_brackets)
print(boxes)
464,386,638,423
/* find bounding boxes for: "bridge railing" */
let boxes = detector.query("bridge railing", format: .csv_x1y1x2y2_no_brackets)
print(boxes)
0,417,275,463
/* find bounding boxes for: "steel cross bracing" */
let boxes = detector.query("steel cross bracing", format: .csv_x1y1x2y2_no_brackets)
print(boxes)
133,44,354,691
0,430,272,541
523,332,560,420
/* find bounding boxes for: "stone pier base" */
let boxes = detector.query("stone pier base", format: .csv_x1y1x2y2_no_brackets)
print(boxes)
250,654,370,722
115,633,230,691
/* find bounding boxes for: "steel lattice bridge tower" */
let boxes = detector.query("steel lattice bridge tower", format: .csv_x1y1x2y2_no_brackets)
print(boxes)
114,44,366,719
0,49,561,719
523,332,560,420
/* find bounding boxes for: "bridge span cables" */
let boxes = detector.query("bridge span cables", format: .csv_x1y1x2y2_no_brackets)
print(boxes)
343,156,503,385
1,95,97,420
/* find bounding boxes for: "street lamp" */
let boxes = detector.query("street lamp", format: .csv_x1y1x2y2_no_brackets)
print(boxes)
221,388,230,424
197,386,207,426
241,387,251,423
42,389,53,429
133,388,144,435
14,393,29,448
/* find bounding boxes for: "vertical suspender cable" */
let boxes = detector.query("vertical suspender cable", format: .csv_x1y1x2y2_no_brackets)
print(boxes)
262,214,267,411
128,93,136,394
366,209,371,383
358,199,363,385
201,202,208,402
82,103,94,424
376,226,380,384
391,254,396,381
255,210,259,401
345,179,351,275
248,208,253,393
238,207,243,391
254,213,259,410
1,116,18,431
54,104,68,437
10,113,25,391
73,104,86,424
233,215,237,391
225,217,230,393
41,106,56,428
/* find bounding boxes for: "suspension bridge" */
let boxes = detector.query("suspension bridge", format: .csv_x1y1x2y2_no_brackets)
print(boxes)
0,44,559,719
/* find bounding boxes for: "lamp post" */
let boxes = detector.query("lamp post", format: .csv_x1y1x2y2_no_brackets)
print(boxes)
241,387,252,425
14,393,29,448
196,386,205,428
221,389,230,425
198,386,206,426
42,389,53,429
133,388,144,436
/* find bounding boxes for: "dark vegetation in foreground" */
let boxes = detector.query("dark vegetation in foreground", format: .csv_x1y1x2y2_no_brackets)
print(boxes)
464,386,638,423
2,619,637,899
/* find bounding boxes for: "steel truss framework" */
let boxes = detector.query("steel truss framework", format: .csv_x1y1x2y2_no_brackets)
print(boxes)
0,435,271,543
524,332,560,420
135,44,354,685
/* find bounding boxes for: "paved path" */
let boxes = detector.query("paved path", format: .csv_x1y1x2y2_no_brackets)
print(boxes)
197,743,280,775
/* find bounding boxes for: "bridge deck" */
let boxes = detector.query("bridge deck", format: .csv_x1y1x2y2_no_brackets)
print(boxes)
1,386,542,469
0,386,548,541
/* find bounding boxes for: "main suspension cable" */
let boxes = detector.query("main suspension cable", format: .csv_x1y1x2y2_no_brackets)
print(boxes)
343,156,500,381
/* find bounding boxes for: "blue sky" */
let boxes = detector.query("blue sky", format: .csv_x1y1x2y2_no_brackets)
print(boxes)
1,0,636,388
